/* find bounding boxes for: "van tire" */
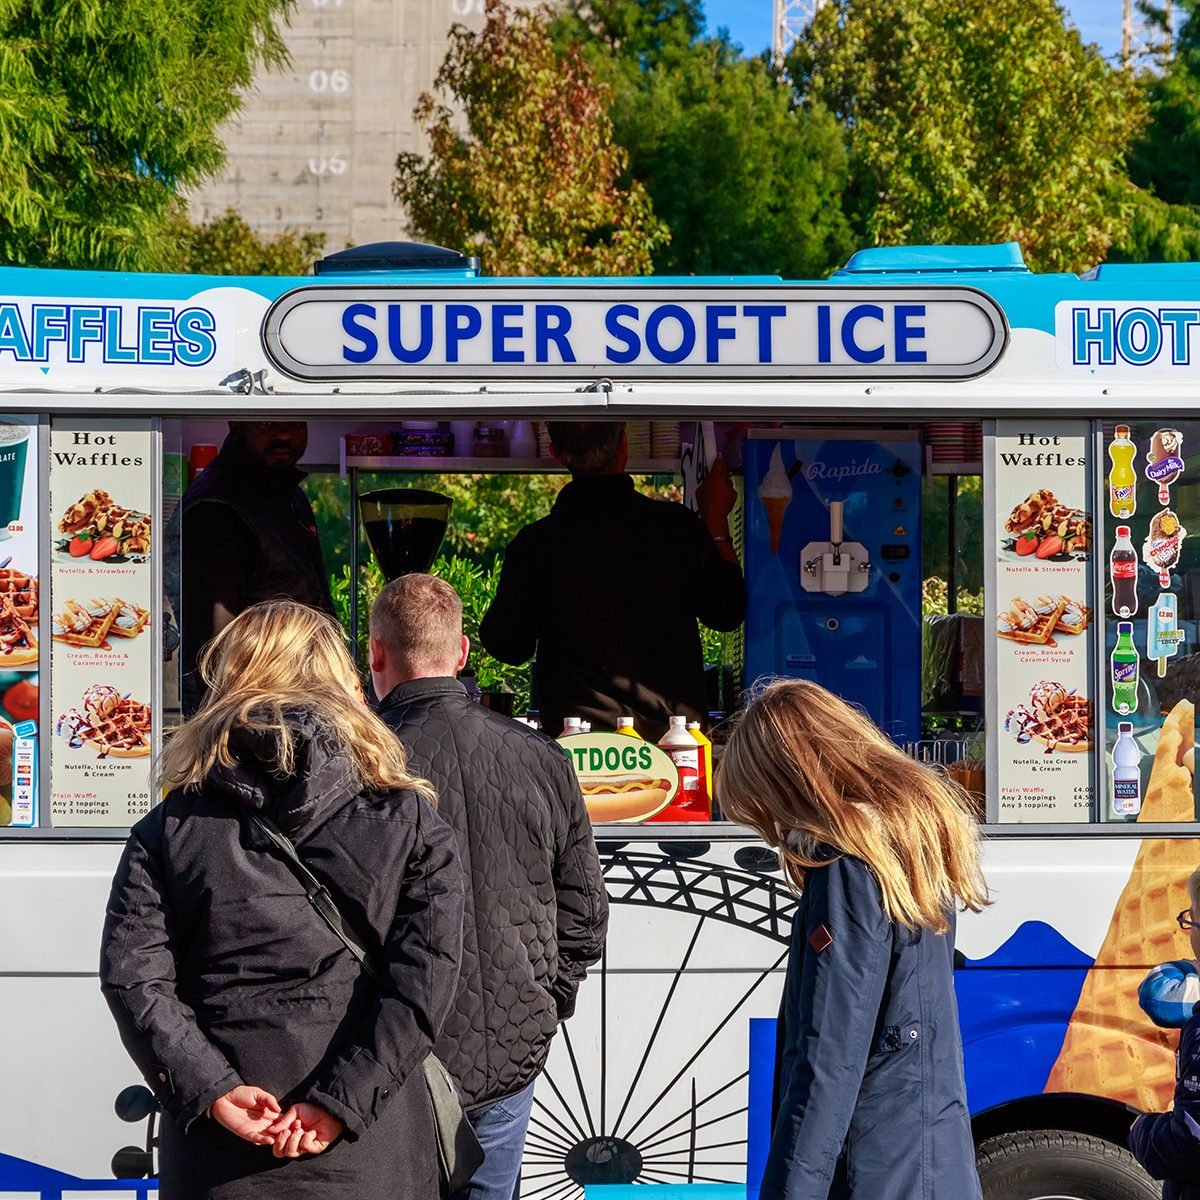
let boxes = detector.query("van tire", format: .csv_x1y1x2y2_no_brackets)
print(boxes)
976,1129,1157,1200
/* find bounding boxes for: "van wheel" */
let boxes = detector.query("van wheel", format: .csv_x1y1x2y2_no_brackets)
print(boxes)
976,1130,1157,1200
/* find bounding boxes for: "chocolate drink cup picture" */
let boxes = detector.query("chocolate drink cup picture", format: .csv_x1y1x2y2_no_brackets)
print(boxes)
0,422,29,540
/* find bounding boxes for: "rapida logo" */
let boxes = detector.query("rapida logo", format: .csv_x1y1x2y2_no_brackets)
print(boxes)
804,458,883,482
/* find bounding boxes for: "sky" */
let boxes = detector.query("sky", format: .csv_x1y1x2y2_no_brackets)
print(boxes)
702,2,1127,63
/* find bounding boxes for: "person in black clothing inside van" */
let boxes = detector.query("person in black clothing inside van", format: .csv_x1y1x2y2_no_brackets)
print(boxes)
480,421,745,741
176,421,333,713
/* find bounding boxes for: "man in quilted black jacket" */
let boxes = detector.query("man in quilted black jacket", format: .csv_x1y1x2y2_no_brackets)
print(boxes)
370,573,609,1200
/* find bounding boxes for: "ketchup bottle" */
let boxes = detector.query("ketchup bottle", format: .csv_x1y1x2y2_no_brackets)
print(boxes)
657,716,708,820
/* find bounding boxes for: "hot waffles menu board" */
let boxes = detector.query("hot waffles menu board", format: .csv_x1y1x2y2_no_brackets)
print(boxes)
991,421,1094,822
0,416,41,828
49,421,154,826
1102,421,1199,823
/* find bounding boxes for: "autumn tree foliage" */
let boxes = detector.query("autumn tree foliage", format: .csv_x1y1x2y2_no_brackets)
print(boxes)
393,0,667,277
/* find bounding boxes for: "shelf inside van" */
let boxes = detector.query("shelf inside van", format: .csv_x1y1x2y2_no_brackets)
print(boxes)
343,456,682,474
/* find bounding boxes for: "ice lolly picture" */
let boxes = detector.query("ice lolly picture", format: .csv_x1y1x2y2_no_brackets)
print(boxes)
1143,509,1187,587
759,444,793,555
1148,592,1185,677
1147,429,1184,506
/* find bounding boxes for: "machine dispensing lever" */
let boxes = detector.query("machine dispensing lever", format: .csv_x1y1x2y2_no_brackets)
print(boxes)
829,500,844,547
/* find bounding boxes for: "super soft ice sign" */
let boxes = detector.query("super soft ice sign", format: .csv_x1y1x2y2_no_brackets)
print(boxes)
262,286,1008,380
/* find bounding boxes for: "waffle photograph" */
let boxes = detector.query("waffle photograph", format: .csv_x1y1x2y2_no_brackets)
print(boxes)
51,597,149,648
1001,487,1091,560
996,595,1091,645
1004,680,1093,752
54,489,152,561
55,684,151,759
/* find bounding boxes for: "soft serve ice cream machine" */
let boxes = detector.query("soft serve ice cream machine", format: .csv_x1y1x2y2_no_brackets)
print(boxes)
743,434,923,743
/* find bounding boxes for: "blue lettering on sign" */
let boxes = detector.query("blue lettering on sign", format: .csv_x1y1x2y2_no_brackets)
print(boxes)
0,301,217,366
176,309,217,365
1070,305,1200,367
605,304,641,364
342,304,378,364
894,304,927,363
491,303,524,363
705,305,737,364
841,303,885,364
0,306,31,360
535,304,575,363
388,305,433,363
645,304,695,364
1115,307,1161,365
446,304,483,363
326,298,959,369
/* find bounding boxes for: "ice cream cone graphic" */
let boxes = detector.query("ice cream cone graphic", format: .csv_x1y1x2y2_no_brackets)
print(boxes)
1045,700,1196,1111
758,445,793,556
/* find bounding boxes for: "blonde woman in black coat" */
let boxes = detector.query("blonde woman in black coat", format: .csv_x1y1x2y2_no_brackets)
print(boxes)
100,600,464,1200
718,680,988,1200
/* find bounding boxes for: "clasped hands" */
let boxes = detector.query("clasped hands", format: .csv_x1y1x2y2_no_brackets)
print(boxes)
210,1085,344,1158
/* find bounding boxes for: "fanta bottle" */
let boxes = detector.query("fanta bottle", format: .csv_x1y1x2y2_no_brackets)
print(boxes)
1109,425,1137,519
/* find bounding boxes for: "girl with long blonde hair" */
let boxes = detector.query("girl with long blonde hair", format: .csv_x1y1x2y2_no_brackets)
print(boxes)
157,599,433,801
718,679,987,1200
101,600,464,1200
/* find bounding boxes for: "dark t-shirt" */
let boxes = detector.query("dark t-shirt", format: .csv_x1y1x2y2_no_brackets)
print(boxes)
175,438,332,712
479,473,745,741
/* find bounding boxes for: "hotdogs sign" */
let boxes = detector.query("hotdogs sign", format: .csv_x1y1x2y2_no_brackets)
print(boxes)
261,286,1008,381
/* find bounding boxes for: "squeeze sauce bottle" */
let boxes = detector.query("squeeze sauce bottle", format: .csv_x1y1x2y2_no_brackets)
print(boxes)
616,717,643,739
657,715,707,820
687,721,714,819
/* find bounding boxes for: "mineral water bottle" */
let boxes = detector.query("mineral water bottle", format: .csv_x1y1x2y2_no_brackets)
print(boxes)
1111,722,1142,817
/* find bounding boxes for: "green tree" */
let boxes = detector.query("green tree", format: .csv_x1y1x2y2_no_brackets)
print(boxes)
554,0,851,277
791,0,1147,272
393,0,668,276
158,208,327,276
607,47,852,276
1127,3,1200,211
0,0,293,271
1109,186,1200,261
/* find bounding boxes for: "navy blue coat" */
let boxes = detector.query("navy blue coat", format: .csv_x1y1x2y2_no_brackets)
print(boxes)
762,852,981,1200
1129,1006,1200,1200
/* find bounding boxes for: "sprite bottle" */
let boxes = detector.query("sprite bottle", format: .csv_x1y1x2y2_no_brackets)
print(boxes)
1111,622,1139,716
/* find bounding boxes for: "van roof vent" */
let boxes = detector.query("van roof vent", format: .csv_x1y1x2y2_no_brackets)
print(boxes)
314,241,480,275
836,242,1028,276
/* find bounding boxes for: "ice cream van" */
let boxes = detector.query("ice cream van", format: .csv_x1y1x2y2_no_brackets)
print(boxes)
1,240,1199,1200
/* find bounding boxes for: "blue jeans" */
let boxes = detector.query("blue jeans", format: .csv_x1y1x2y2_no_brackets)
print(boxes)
452,1081,537,1200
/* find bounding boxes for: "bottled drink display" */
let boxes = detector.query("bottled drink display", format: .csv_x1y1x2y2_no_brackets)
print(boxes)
1111,722,1142,817
1110,525,1138,618
1109,425,1137,519
1111,622,1139,716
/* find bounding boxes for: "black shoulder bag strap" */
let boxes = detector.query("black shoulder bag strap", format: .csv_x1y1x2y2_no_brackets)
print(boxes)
247,811,483,1196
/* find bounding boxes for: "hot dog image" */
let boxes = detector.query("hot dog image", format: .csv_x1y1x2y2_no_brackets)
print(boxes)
560,733,680,824
578,770,674,823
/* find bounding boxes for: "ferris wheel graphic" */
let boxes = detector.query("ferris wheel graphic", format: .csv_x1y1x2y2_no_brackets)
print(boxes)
520,840,796,1200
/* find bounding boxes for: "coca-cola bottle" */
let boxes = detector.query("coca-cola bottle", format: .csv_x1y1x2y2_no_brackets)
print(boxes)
1111,525,1139,618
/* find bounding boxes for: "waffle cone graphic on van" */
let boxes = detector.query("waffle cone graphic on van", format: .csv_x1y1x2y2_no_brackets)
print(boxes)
1045,699,1196,1110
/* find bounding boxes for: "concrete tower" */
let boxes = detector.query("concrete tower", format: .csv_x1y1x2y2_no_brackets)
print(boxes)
188,0,493,252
